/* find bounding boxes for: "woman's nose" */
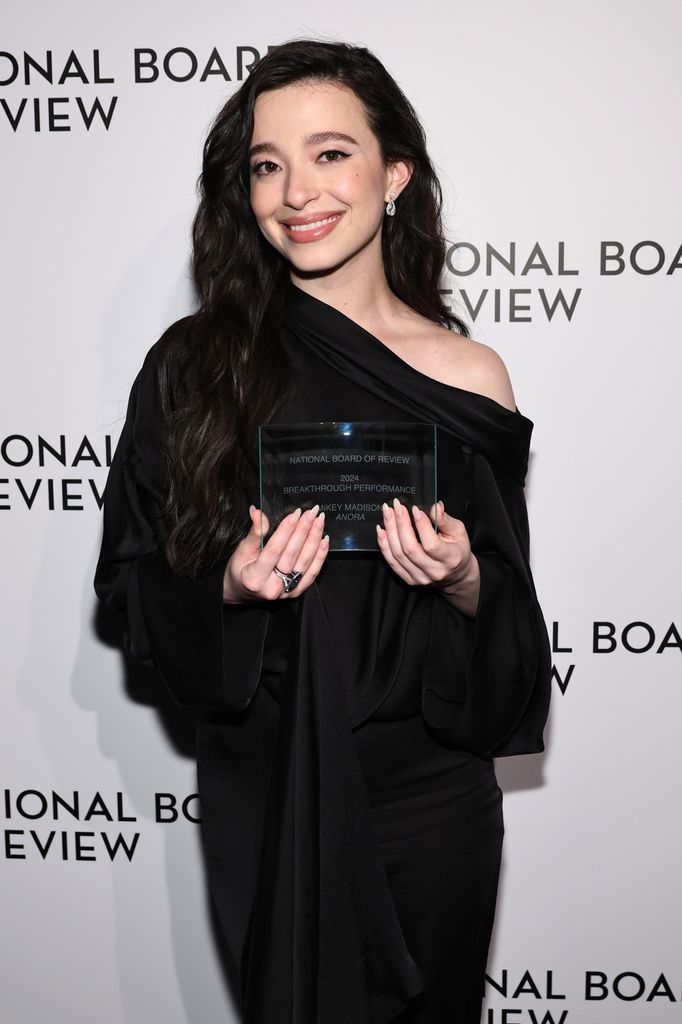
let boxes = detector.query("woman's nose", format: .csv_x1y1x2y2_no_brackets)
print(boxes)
282,164,320,209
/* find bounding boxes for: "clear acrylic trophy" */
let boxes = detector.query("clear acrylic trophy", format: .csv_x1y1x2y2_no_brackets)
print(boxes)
258,421,438,551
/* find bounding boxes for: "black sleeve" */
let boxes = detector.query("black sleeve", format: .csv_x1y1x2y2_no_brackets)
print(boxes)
93,340,270,711
420,451,552,758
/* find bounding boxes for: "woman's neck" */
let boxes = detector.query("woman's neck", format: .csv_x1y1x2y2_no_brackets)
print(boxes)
289,264,404,332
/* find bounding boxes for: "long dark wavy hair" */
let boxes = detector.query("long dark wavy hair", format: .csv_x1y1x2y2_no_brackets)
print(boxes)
157,37,470,577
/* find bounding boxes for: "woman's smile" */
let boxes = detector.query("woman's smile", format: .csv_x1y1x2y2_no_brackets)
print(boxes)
280,212,345,242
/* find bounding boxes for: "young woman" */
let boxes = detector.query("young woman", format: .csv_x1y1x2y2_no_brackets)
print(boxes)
95,38,551,1024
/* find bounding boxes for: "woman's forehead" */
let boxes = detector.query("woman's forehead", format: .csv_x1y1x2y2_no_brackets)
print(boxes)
251,81,369,137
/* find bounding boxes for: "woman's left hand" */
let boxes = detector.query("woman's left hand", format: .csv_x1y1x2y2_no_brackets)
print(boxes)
376,497,480,616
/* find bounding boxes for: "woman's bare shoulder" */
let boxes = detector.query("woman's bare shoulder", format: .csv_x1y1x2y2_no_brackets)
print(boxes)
398,313,518,411
442,329,517,410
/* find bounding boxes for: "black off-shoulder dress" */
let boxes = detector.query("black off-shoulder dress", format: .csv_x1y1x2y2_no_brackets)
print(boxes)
94,281,551,1024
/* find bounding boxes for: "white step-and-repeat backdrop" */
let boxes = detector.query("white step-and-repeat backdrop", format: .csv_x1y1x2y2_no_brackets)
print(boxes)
3,1,680,1021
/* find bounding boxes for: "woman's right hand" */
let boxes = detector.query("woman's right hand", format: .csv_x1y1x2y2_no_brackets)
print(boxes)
223,504,329,603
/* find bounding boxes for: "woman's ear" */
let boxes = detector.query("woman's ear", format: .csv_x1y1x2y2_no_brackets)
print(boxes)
387,159,413,199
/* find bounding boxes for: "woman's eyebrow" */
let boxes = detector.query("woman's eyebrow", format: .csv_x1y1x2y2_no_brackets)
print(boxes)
248,130,359,160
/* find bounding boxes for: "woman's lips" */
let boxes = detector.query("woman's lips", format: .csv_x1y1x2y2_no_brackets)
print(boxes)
281,213,344,243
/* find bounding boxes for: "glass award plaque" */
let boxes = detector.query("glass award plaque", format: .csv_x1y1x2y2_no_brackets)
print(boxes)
258,421,438,551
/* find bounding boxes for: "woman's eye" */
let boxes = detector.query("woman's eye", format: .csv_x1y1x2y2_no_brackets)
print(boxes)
251,160,278,176
318,149,349,163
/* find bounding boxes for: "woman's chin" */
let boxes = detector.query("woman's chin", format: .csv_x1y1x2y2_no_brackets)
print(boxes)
287,246,368,281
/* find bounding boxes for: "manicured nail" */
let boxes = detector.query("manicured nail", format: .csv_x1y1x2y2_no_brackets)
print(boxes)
412,505,421,518
292,507,302,519
392,497,402,514
249,504,255,515
310,503,320,516
318,510,325,522
382,501,390,515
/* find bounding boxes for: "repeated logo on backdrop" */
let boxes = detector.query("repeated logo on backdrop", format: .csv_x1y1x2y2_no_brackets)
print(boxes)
2,786,199,863
0,433,111,510
550,620,681,693
482,968,681,1021
0,46,272,132
444,240,682,324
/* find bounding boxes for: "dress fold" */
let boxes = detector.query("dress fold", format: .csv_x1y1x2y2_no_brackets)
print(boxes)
242,582,425,1024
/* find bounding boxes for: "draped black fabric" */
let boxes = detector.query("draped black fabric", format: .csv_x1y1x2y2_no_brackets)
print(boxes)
94,281,551,1023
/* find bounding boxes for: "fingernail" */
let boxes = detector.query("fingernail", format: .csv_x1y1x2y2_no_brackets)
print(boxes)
318,510,325,522
392,496,402,514
310,503,320,516
249,504,255,515
293,507,302,519
412,505,421,518
439,499,444,512
382,501,390,515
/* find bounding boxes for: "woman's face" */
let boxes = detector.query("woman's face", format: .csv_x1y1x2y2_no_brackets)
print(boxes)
248,80,409,279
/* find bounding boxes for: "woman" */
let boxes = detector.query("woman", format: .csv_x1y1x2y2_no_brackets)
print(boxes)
95,38,551,1024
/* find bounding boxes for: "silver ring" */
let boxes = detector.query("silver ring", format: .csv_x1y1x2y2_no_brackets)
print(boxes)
272,566,304,593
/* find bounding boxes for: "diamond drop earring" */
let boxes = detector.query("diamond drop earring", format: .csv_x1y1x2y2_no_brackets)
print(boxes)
385,191,396,216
